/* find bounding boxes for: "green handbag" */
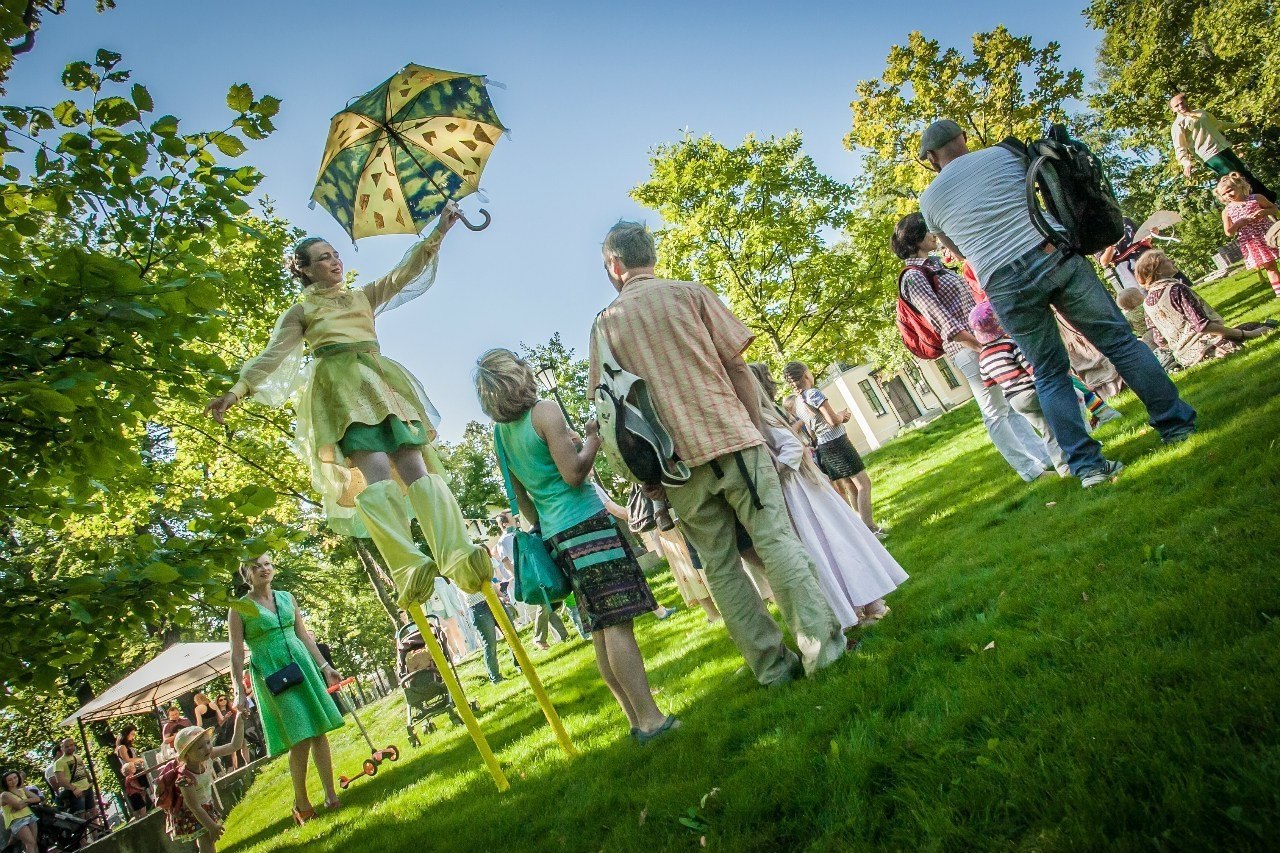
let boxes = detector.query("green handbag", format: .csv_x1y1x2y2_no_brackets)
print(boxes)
493,429,572,609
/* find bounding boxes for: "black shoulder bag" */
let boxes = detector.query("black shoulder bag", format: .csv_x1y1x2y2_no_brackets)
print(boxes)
257,592,305,695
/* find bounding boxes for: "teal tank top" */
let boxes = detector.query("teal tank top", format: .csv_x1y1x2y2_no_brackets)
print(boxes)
495,408,603,538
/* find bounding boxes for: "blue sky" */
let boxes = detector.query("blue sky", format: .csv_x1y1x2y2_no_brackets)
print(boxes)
6,1,1101,440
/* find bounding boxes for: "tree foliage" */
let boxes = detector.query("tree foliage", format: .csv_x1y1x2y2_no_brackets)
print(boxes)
1084,0,1280,277
0,50,292,697
632,132,877,371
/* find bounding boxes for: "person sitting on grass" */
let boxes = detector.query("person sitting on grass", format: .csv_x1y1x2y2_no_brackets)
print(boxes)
969,302,1072,478
1134,250,1276,369
164,717,244,853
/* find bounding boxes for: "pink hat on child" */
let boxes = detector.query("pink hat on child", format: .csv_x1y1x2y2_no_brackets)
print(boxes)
968,301,1004,345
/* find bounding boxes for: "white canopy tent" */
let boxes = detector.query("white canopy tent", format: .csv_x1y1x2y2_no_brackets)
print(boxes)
60,643,232,726
56,642,233,832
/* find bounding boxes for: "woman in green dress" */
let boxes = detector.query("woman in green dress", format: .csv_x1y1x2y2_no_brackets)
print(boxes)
230,553,344,825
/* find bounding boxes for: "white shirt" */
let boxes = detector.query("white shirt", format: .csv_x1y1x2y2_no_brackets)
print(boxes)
498,529,515,564
1171,110,1231,168
920,145,1051,285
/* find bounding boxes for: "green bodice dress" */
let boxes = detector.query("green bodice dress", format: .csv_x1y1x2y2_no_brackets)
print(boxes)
241,591,343,756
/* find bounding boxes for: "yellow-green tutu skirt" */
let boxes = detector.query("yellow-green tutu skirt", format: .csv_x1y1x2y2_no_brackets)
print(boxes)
294,342,446,536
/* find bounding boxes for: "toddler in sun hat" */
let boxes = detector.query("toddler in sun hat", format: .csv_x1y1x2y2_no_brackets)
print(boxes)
969,302,1071,477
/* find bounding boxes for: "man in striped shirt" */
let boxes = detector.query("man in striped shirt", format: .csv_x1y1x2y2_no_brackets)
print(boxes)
918,119,1196,488
588,221,844,686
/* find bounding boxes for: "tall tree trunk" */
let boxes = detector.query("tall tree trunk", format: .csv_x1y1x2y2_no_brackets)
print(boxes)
354,541,403,631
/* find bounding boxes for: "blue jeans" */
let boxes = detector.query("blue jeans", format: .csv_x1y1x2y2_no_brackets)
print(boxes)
469,601,516,682
984,246,1196,476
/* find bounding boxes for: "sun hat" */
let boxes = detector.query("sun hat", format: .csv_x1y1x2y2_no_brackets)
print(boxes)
968,301,1005,345
173,726,215,758
918,119,964,160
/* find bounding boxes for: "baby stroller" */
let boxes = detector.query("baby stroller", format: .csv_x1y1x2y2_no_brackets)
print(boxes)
396,617,479,747
28,804,86,852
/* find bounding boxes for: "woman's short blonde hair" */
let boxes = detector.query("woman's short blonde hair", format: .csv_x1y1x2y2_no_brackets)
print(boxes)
474,348,539,423
1215,171,1250,203
1134,249,1175,286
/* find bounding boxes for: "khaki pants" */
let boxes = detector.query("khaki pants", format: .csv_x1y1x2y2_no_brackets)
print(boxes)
667,444,844,685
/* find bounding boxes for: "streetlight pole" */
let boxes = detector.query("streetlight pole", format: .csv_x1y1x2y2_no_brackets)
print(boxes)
535,363,604,489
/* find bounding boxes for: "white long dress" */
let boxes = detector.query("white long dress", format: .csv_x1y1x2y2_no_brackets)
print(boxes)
765,425,908,629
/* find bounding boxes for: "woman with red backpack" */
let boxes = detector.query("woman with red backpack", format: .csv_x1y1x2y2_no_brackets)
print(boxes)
891,212,1054,483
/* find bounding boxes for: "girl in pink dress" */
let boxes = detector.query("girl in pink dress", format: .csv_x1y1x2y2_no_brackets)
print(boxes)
1218,172,1280,297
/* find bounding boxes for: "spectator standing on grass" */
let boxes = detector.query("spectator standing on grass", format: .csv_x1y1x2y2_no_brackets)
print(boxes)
464,571,520,684
474,347,677,743
749,364,907,630
782,361,885,536
53,738,98,822
892,212,1055,482
1,769,40,853
1170,93,1274,201
115,725,153,818
917,119,1197,487
589,221,844,686
1217,172,1280,297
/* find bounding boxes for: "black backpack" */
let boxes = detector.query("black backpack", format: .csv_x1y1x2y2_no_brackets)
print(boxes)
999,124,1124,256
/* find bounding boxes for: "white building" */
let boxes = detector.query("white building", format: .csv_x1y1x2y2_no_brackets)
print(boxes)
816,355,973,454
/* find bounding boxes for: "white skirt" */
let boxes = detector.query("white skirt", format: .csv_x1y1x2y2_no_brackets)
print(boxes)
780,469,908,629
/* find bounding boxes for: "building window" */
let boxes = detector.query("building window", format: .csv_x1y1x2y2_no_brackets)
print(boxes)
938,359,962,389
858,379,887,417
905,363,932,398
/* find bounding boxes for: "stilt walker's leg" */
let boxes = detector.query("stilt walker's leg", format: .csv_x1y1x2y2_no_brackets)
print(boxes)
406,605,510,792
482,582,580,758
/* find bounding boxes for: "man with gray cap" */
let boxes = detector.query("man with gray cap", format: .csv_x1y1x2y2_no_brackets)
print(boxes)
916,119,1196,488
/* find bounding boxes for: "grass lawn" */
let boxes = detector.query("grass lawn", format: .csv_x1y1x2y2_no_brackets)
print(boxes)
221,270,1280,852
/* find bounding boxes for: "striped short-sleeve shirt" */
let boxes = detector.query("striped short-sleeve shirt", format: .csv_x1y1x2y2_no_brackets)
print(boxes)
588,276,762,469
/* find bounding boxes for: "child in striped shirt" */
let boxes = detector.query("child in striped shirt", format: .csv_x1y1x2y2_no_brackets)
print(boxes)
969,302,1071,477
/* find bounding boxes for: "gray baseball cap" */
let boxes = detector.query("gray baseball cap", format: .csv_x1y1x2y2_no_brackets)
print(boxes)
917,119,964,160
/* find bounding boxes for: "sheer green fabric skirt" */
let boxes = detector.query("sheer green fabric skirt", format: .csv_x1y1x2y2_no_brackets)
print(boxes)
294,342,445,536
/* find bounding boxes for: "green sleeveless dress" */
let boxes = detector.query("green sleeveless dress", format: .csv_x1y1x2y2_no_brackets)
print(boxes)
241,591,343,756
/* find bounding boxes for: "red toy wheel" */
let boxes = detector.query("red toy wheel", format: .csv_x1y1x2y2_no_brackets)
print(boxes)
363,759,378,777
339,776,351,790
385,745,399,762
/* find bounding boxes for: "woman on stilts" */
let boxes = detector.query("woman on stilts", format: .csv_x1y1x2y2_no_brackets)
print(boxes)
205,202,489,606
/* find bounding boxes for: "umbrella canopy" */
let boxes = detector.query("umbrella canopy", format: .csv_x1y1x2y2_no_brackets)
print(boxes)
311,64,505,240
1133,210,1182,243
60,643,232,725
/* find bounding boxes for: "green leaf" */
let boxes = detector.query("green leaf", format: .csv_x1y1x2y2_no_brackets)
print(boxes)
130,84,154,113
229,599,258,618
66,601,93,624
212,134,247,157
26,388,77,413
94,49,123,71
52,101,83,127
226,83,254,113
255,95,282,118
150,114,179,137
142,562,180,584
62,61,97,92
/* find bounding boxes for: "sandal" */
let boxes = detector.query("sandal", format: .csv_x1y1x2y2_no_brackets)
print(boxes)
293,806,316,825
635,715,681,745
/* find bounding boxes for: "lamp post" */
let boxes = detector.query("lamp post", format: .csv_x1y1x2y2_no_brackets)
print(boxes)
535,363,575,428
535,362,604,489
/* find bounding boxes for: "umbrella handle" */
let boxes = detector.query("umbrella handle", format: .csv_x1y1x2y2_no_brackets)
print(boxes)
457,207,491,232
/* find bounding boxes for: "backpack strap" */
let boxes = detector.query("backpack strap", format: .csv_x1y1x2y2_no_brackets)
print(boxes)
897,263,940,311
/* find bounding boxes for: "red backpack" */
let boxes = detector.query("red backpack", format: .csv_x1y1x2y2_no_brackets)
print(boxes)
152,758,184,813
896,265,944,360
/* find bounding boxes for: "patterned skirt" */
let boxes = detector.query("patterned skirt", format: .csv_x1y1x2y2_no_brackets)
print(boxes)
168,800,221,841
547,513,656,631
814,434,865,480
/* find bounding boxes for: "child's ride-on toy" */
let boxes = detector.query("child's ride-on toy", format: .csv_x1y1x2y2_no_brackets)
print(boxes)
328,677,399,789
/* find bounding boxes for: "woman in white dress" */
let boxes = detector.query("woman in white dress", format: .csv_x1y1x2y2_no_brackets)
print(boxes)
750,364,907,629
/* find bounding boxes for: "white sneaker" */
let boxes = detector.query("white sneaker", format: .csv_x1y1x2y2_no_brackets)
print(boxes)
1080,459,1125,489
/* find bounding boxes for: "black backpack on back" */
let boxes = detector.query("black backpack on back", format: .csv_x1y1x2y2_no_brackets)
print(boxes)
999,124,1125,256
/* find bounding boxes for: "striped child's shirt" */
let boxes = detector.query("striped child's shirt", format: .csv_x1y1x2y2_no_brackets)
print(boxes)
978,336,1036,400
